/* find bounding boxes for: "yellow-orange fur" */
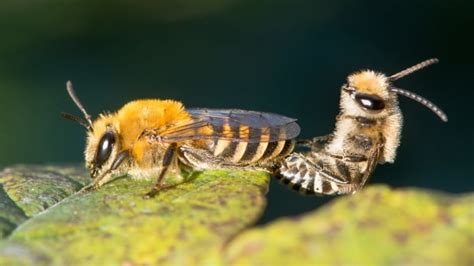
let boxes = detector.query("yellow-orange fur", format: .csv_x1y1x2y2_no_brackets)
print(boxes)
348,71,390,98
85,99,192,178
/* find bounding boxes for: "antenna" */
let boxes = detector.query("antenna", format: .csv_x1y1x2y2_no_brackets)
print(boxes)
389,58,439,81
390,86,448,122
64,81,93,130
61,112,92,130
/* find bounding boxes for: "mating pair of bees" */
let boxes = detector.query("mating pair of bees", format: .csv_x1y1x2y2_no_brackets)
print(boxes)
63,59,447,198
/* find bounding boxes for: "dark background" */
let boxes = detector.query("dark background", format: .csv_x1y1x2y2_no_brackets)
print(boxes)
0,0,472,223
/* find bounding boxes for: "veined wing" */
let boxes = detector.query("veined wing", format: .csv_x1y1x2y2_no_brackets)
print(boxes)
158,108,300,143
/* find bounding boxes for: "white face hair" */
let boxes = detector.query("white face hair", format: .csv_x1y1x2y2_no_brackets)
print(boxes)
85,120,120,178
339,71,397,120
339,59,448,122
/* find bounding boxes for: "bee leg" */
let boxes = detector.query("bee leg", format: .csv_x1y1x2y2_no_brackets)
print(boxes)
297,134,333,151
296,139,313,148
328,153,368,163
77,182,98,194
77,150,130,194
144,143,177,199
77,169,113,194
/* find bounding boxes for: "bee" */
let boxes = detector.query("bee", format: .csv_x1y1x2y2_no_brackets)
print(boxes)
277,58,448,195
62,82,300,198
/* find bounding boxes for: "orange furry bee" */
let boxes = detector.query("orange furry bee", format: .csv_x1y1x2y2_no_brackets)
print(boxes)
62,82,300,198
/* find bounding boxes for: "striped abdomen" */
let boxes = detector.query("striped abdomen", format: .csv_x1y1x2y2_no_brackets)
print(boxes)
180,121,296,169
276,153,357,195
211,138,295,165
207,122,295,165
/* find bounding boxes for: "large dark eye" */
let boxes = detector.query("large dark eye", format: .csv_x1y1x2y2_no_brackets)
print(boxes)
95,131,115,167
355,94,385,111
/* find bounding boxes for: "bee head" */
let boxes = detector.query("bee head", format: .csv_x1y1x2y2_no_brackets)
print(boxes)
63,81,129,179
84,116,123,178
340,59,448,122
340,70,394,119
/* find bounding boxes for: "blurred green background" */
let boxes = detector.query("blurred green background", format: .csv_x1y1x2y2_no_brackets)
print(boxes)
0,0,472,222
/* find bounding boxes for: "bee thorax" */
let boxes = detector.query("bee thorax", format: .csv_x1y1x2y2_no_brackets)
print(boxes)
326,110,402,164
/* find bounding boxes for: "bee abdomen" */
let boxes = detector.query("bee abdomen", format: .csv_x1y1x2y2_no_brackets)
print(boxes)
258,139,295,162
277,154,341,195
214,139,294,165
209,121,296,164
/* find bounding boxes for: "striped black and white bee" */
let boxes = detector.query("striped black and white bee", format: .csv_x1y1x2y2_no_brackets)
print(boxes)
277,58,448,195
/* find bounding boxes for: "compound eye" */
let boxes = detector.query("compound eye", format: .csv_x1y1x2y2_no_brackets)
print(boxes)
355,94,385,111
95,131,115,167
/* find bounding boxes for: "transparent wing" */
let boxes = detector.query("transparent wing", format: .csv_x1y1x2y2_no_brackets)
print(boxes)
157,108,300,143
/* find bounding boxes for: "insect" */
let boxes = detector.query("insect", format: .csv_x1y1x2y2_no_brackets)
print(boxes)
277,58,448,195
62,82,300,198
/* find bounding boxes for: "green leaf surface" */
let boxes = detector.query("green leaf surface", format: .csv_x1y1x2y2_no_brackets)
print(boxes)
224,186,474,266
0,165,472,266
0,165,269,265
0,165,89,218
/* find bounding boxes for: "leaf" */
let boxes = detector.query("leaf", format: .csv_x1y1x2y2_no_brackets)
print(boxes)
0,165,269,265
0,165,472,266
0,189,27,238
0,165,89,218
223,186,474,266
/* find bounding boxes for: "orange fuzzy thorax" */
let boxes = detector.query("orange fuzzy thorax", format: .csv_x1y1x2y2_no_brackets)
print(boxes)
85,99,192,170
116,99,192,150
